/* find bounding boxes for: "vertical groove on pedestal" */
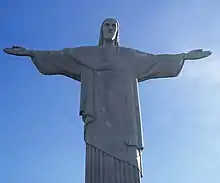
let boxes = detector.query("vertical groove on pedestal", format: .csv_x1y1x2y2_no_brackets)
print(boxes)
85,143,140,183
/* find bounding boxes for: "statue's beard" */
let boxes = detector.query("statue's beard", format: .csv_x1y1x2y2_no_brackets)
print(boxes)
99,31,118,46
103,36,117,45
104,36,114,41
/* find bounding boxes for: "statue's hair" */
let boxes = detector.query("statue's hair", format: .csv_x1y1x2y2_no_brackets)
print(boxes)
98,18,119,46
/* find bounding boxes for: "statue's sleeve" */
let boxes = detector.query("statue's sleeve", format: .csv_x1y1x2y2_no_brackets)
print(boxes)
30,48,81,81
133,50,185,82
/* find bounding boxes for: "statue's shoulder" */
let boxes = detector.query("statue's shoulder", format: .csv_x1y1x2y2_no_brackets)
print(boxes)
118,47,144,56
117,47,147,60
119,47,154,57
118,46,134,54
63,46,100,68
63,46,98,55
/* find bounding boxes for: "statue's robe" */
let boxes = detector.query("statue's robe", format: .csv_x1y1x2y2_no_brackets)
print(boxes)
30,46,185,183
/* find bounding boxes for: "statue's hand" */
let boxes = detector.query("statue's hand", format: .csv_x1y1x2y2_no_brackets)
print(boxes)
3,46,33,56
185,49,212,60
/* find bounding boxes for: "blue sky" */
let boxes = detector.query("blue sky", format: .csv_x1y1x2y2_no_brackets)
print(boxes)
0,0,219,183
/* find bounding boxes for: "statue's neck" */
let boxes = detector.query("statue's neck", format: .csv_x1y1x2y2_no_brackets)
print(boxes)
102,39,116,49
101,39,118,57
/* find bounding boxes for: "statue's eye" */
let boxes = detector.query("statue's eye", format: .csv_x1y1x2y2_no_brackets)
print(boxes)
112,24,116,28
104,23,110,27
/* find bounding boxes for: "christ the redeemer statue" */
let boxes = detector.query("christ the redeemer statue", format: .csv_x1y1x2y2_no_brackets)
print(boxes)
3,18,211,183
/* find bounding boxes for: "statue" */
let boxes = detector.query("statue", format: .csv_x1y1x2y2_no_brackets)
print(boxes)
3,18,212,183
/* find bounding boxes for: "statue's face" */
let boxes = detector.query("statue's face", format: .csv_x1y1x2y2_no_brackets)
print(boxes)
102,19,118,42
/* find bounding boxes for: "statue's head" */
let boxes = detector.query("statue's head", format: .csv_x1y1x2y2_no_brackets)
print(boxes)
99,18,119,46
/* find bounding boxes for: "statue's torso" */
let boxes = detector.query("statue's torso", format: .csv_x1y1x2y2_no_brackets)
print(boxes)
69,46,142,167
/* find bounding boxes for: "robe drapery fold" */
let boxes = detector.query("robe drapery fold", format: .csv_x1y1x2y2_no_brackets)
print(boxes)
30,46,186,181
85,143,140,183
132,50,185,82
30,49,82,81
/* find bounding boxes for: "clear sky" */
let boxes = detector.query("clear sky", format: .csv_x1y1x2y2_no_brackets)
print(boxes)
0,0,219,183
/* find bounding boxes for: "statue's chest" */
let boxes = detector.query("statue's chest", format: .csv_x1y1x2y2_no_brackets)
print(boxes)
85,52,124,71
74,47,132,74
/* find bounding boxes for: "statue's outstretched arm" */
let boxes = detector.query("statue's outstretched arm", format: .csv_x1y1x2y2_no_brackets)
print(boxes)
132,49,211,82
3,46,81,81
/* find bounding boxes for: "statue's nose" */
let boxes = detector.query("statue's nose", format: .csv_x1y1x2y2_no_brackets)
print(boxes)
108,27,113,32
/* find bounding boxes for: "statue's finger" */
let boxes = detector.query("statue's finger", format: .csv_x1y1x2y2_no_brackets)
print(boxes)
3,48,9,53
12,45,22,48
3,48,13,53
3,48,17,55
194,49,203,52
201,51,212,58
206,51,212,56
203,51,211,54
